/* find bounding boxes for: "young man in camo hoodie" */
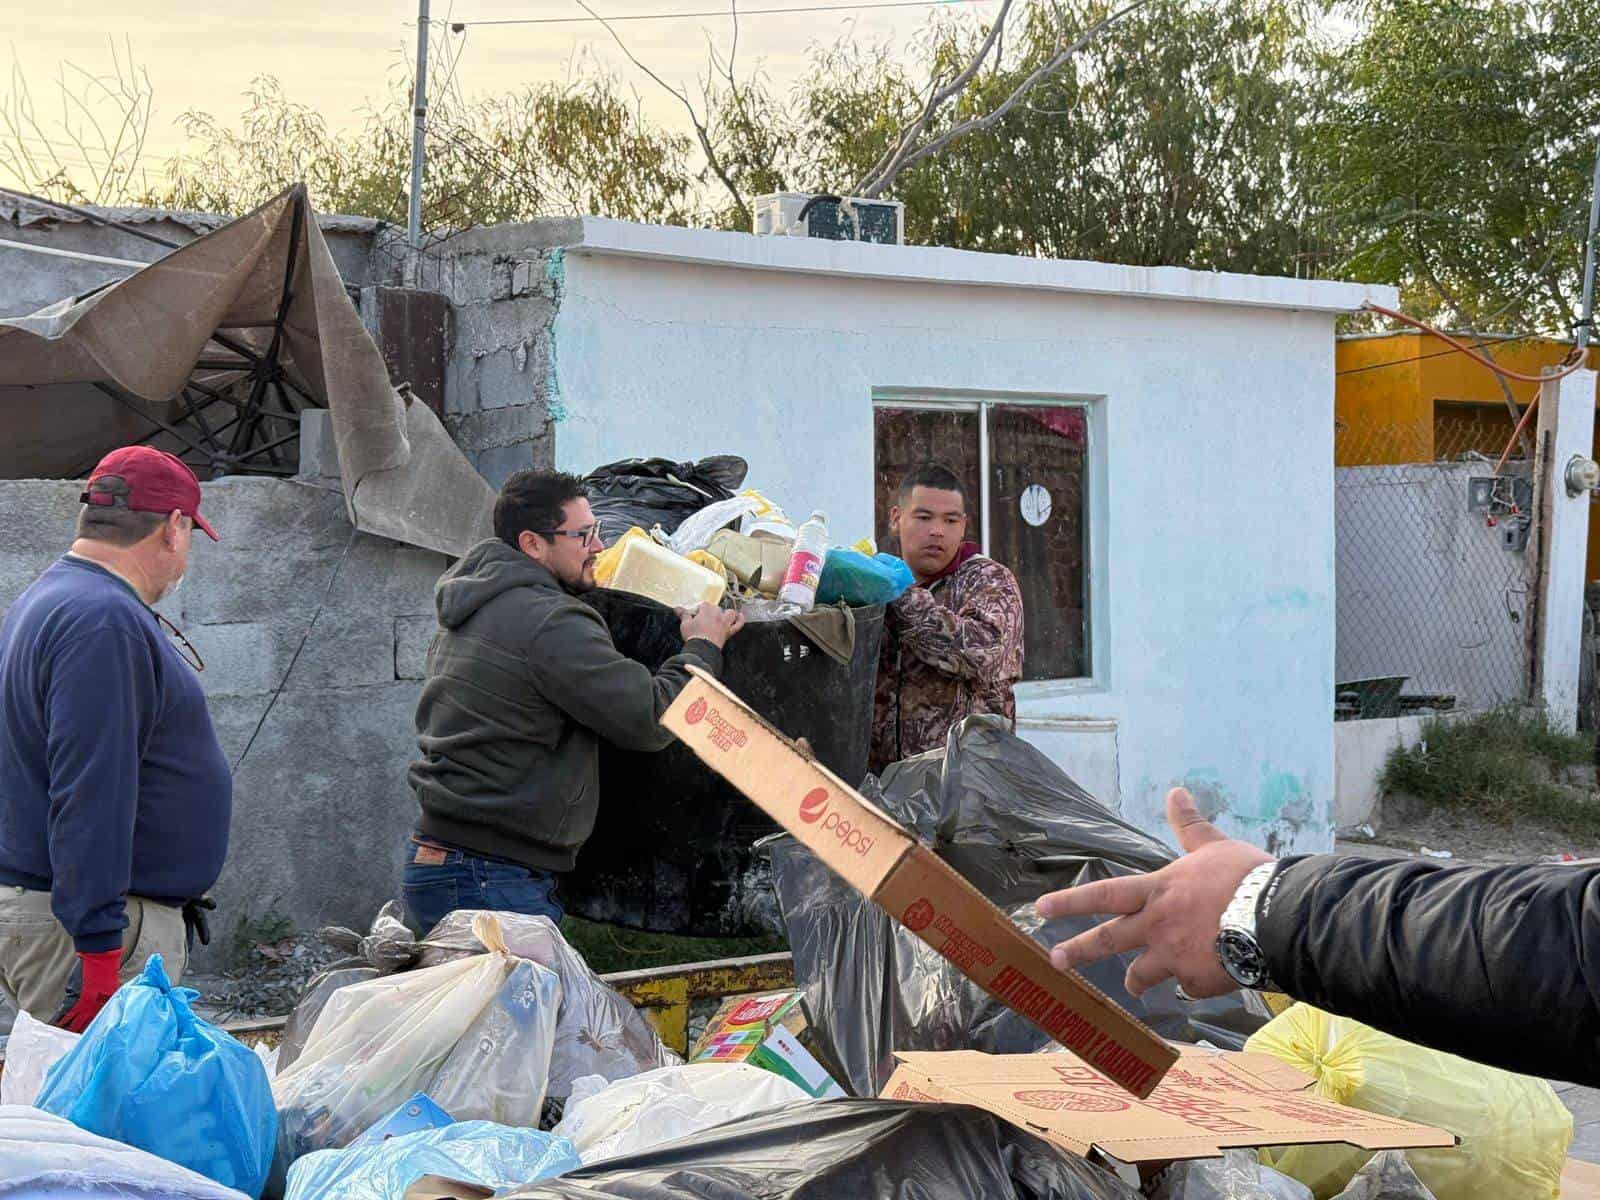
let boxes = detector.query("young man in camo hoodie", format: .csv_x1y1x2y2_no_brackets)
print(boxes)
870,462,1025,773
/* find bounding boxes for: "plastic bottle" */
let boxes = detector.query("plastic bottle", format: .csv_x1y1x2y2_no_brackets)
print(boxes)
778,511,829,611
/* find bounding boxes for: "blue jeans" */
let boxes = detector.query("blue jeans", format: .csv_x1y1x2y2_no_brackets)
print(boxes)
401,838,565,935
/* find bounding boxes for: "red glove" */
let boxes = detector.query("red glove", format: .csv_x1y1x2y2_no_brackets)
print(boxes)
56,949,122,1032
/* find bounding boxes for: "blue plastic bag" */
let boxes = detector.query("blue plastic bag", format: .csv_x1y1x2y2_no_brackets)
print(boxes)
284,1120,581,1200
36,954,277,1198
816,550,915,606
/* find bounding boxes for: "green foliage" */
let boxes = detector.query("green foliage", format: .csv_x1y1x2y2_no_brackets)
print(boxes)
800,0,1319,273
560,917,786,975
1381,706,1599,833
1308,0,1600,330
225,901,297,973
9,0,1598,325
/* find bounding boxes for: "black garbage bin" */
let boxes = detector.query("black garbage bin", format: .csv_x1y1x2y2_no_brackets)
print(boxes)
564,590,885,936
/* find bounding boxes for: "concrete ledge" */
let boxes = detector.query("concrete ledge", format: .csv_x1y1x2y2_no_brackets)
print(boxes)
563,217,1398,314
1335,711,1469,828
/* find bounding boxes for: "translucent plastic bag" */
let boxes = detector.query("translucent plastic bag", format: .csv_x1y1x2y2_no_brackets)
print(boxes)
35,955,276,1198
1329,1152,1438,1200
1152,1150,1313,1200
0,1009,79,1107
1,1103,252,1200
1246,1004,1570,1200
417,910,678,1100
272,915,561,1174
284,1120,580,1200
551,1063,811,1164
279,901,421,1072
667,496,762,555
816,549,914,606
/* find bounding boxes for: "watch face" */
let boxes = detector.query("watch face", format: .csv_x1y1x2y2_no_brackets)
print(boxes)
1216,929,1268,989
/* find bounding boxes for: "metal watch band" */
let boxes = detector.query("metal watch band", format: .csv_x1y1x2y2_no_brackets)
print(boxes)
1215,861,1283,993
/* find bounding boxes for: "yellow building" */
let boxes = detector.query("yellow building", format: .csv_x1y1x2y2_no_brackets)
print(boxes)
1335,332,1600,576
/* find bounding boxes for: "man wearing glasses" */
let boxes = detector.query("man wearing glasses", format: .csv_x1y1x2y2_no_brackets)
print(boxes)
403,469,744,934
0,446,228,1030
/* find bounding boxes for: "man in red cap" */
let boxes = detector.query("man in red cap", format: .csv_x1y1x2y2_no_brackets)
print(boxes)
0,446,230,1030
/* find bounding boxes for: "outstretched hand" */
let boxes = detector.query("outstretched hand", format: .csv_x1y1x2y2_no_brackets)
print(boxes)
1036,787,1273,999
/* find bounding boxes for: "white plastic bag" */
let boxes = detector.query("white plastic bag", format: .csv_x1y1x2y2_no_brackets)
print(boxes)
283,1120,580,1200
1152,1150,1314,1200
0,1010,80,1107
0,1103,251,1199
666,496,761,555
551,1062,811,1164
271,915,561,1171
418,910,678,1100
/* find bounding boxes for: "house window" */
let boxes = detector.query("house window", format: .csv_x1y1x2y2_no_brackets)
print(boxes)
873,397,1092,681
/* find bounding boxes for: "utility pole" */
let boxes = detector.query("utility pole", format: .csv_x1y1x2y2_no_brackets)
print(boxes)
1579,132,1600,352
407,0,431,254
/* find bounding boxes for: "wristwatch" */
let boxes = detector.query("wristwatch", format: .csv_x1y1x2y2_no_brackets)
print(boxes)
1214,861,1283,992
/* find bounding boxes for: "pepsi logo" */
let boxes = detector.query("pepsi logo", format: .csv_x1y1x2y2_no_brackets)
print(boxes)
685,697,708,725
903,898,935,932
799,788,828,824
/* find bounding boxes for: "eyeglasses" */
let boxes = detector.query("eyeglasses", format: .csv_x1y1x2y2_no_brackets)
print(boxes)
155,612,205,673
538,524,603,546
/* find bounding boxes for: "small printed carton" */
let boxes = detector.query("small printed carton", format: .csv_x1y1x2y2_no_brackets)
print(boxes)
689,989,846,1098
661,668,1178,1098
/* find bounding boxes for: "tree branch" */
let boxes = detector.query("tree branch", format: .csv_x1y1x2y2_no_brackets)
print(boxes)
855,0,1154,199
576,0,750,226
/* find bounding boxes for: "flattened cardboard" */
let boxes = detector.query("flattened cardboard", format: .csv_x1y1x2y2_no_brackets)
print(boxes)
882,1050,1457,1164
662,668,1178,1098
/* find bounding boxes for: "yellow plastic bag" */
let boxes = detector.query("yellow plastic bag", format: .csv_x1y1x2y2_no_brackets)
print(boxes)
1246,1004,1570,1200
594,527,649,587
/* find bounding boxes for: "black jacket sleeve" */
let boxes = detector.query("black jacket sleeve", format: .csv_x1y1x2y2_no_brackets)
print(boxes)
1257,854,1600,1083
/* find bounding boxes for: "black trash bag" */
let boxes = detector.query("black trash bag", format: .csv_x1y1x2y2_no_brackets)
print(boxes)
768,717,1273,1097
583,455,749,546
276,901,421,1072
565,590,883,935
500,1099,1140,1200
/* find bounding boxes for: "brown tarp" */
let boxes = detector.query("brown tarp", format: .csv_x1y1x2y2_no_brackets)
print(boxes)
0,184,493,557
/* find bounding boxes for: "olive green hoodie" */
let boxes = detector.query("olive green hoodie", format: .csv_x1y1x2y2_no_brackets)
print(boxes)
408,538,722,872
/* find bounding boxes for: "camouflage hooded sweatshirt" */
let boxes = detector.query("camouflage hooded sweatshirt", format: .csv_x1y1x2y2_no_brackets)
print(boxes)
870,542,1025,773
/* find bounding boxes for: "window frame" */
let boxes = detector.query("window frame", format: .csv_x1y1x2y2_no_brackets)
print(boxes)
872,388,1103,692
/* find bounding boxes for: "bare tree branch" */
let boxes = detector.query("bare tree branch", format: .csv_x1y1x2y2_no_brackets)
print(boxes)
576,0,750,226
852,0,1017,199
853,0,1154,199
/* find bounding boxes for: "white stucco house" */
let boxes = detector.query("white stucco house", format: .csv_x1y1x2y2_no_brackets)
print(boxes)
417,217,1398,855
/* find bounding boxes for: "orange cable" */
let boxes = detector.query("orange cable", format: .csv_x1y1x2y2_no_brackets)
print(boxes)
1359,301,1589,472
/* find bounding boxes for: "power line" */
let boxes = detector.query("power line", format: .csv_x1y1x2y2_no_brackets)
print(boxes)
1334,333,1553,378
451,0,995,28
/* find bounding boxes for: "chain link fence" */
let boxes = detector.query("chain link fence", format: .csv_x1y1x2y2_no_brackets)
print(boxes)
1334,419,1536,719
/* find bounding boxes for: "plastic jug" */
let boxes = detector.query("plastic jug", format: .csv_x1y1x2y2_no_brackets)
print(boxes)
778,511,829,611
607,536,728,609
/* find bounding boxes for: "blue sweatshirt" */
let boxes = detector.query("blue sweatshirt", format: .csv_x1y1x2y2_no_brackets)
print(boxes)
0,557,232,953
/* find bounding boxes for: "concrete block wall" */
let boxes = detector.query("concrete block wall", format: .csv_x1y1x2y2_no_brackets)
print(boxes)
411,226,572,487
0,477,447,969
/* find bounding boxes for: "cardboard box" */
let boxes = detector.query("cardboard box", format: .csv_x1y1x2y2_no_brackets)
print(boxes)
882,1050,1456,1164
661,668,1178,1098
689,990,846,1098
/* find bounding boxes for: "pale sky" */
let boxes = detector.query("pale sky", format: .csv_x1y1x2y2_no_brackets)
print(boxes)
5,0,999,196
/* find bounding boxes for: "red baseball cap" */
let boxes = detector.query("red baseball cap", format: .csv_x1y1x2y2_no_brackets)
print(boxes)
82,446,219,541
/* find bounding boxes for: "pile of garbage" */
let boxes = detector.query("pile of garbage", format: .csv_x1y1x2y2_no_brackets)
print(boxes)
584,455,914,618
8,726,1582,1199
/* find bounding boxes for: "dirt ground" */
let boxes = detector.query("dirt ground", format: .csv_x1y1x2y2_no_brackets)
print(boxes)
1341,804,1600,865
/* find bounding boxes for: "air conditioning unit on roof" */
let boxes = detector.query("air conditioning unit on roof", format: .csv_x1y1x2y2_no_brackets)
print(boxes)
753,193,905,245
